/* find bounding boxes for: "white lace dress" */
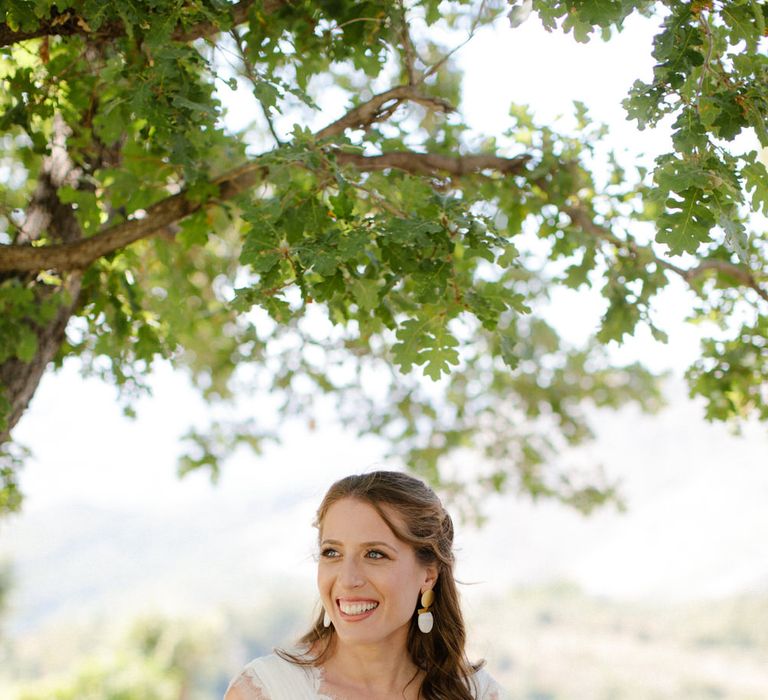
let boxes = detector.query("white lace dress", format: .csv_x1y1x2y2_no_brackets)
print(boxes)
225,653,509,699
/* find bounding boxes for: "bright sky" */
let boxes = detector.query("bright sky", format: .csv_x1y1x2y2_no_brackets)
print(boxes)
3,8,768,619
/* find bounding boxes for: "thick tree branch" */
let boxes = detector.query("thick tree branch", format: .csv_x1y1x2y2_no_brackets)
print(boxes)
679,259,768,303
0,1,279,48
335,151,530,176
0,80,521,274
0,149,530,273
0,163,263,273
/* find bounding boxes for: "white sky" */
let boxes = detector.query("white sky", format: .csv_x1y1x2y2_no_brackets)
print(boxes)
2,8,768,617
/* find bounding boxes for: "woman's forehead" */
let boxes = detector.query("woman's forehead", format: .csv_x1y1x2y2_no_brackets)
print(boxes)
320,497,404,541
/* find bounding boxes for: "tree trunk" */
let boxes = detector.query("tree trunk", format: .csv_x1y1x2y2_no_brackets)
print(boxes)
0,275,82,444
0,114,83,445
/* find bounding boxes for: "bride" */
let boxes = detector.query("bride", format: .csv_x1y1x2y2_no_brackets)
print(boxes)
225,471,508,699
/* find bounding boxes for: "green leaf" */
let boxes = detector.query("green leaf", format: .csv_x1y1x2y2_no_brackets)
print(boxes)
742,156,768,216
392,318,426,374
597,295,641,344
562,246,597,289
16,326,38,363
171,95,219,117
720,215,749,264
351,279,380,311
657,189,716,255
499,330,519,370
252,81,281,112
422,324,460,380
392,316,460,380
178,211,211,248
384,218,443,247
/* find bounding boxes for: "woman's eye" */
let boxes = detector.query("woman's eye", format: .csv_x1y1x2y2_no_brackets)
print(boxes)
366,550,386,560
320,548,340,558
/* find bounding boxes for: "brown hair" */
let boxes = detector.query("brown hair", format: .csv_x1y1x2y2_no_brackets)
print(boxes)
278,470,482,700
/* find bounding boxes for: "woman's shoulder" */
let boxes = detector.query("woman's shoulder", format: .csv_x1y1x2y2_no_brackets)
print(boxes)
225,652,318,700
243,652,304,675
470,666,510,700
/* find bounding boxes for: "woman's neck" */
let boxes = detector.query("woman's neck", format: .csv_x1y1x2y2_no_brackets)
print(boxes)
321,636,421,697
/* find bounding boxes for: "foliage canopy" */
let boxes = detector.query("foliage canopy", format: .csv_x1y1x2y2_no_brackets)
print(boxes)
0,0,767,515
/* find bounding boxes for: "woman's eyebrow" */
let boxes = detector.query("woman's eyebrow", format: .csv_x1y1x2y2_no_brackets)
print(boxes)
320,538,398,551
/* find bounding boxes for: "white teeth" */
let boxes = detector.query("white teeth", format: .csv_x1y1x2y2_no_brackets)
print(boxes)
339,601,378,615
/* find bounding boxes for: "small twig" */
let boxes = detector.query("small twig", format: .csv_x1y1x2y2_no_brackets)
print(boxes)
230,28,283,146
398,0,418,85
347,180,409,218
420,0,493,83
335,17,388,30
696,11,715,101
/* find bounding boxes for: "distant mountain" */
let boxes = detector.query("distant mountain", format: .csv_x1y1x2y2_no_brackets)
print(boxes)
0,493,319,636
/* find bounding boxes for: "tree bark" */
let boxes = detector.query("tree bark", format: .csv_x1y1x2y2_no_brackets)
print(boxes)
0,275,82,444
0,115,83,445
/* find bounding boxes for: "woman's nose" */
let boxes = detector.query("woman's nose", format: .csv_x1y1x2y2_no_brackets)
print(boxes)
339,558,365,588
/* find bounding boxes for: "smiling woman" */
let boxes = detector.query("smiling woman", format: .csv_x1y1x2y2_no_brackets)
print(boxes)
224,471,508,700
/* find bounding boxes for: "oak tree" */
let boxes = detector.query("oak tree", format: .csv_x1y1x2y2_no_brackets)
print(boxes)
1,0,766,515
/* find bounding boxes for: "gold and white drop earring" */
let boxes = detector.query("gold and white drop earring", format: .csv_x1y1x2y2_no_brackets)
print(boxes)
417,589,435,633
323,608,332,628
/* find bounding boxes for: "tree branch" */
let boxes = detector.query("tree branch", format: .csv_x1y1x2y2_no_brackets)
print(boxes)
565,205,768,304
0,80,527,274
315,86,454,141
334,151,530,176
0,149,530,273
682,259,768,303
0,1,279,48
174,1,280,43
0,163,263,273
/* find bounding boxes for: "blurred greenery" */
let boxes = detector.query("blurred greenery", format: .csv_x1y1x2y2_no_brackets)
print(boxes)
471,584,768,700
2,582,768,699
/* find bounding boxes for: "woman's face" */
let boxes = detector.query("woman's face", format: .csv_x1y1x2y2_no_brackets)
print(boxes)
317,497,437,649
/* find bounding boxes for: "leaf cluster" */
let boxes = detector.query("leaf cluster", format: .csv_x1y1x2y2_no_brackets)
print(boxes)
0,0,766,515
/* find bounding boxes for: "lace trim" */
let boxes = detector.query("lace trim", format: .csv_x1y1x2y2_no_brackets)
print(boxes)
309,663,336,700
235,655,505,700
225,668,269,700
241,657,336,700
240,665,267,689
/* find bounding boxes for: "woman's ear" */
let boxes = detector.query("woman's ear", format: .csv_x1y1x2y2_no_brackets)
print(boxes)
422,564,439,591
